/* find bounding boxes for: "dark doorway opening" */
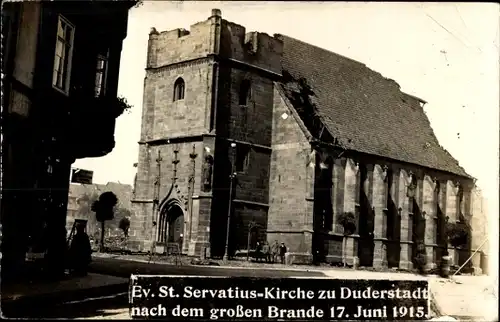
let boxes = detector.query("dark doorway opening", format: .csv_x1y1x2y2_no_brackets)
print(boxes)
158,203,184,251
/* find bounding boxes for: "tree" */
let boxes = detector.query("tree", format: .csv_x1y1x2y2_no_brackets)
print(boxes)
337,212,356,267
119,217,131,237
92,192,118,252
446,221,469,248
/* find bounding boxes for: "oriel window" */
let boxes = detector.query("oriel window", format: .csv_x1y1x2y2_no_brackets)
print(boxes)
52,15,75,94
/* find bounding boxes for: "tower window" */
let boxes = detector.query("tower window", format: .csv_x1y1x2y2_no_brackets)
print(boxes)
173,78,185,101
239,79,251,106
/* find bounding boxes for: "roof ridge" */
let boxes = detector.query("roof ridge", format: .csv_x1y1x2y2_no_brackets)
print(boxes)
277,33,367,67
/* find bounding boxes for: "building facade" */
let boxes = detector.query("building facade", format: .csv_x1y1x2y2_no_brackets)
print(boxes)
129,9,482,272
66,182,133,238
1,1,135,279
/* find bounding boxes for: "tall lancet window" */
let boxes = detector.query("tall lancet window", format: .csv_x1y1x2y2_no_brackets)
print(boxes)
433,180,440,245
385,168,393,209
407,173,417,214
317,155,334,231
385,168,393,240
173,78,185,101
457,184,464,222
355,163,364,206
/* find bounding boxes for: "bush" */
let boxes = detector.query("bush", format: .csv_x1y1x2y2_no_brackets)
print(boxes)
119,217,131,237
414,253,427,273
413,242,427,274
337,212,356,235
103,235,130,254
446,222,469,248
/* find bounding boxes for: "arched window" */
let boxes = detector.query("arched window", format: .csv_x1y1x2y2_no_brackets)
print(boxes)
173,78,185,101
239,79,251,105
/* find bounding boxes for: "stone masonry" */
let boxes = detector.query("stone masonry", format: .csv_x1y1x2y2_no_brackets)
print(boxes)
129,9,483,272
129,9,283,258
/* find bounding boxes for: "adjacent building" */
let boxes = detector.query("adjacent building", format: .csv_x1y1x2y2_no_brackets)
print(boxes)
66,182,133,238
1,1,136,279
129,9,483,272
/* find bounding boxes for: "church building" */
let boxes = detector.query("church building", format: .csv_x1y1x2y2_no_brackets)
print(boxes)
129,9,480,271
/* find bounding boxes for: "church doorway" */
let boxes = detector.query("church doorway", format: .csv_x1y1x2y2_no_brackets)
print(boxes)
158,203,184,251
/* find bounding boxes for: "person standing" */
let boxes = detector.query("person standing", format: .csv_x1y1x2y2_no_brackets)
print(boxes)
68,223,92,276
279,242,287,265
270,240,279,263
262,241,271,263
255,241,262,262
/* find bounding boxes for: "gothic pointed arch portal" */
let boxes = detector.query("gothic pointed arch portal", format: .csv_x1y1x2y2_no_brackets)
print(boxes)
158,199,185,249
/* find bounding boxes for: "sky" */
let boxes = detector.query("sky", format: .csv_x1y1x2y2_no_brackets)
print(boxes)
74,1,499,266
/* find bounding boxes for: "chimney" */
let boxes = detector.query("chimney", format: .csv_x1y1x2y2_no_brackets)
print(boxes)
210,8,222,18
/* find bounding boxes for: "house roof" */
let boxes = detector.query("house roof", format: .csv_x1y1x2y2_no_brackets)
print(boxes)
276,34,470,178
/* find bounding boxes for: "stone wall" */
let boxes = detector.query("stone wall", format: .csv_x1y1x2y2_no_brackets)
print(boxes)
130,9,282,257
205,15,282,257
267,86,312,254
219,20,283,75
131,10,481,273
146,61,213,139
266,101,479,270
129,142,205,254
146,19,214,68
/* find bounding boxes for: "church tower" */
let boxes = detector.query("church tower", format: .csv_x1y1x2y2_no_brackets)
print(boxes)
129,9,284,257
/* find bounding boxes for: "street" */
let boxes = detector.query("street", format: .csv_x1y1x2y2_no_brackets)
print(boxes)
3,257,326,319
89,256,327,279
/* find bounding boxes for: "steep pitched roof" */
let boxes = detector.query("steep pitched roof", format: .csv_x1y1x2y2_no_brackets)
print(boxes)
277,35,470,178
